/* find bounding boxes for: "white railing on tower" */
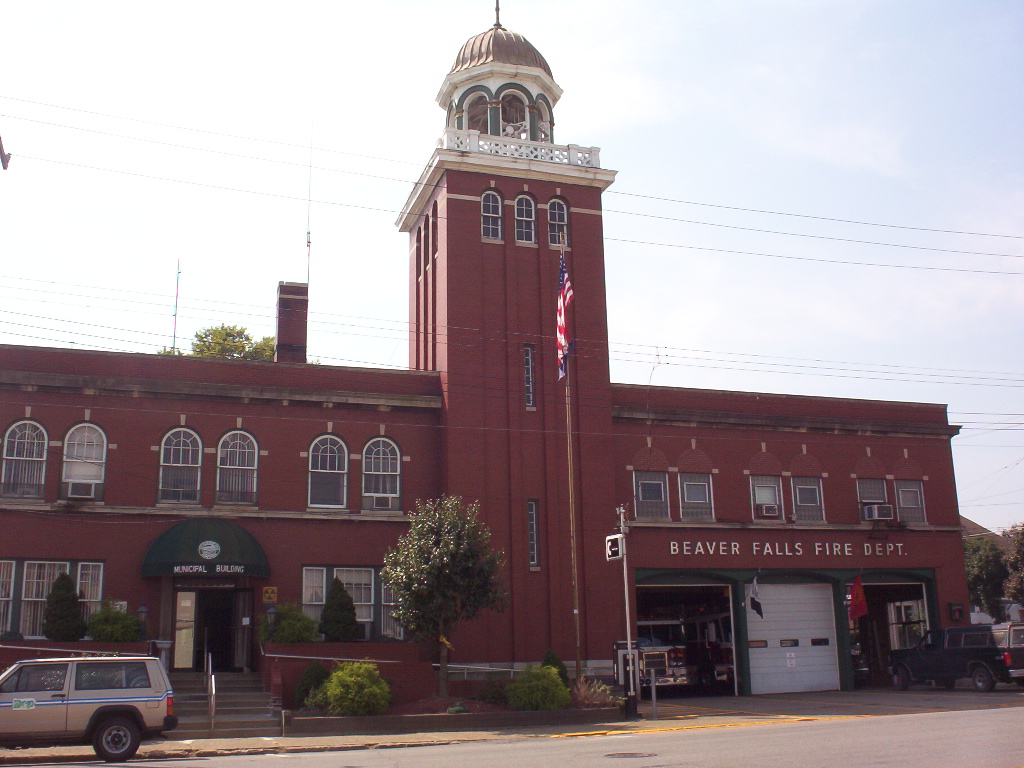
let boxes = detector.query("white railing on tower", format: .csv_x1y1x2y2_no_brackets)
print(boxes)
441,129,601,168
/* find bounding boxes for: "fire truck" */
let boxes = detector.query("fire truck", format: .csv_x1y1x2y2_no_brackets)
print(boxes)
616,613,735,694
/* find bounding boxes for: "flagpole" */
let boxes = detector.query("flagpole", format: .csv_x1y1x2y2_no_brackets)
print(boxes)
561,235,583,682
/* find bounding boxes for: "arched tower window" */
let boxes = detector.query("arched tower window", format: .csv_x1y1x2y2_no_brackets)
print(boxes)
536,101,553,143
2,421,47,499
63,424,106,500
501,94,528,139
481,191,502,239
309,435,347,508
217,430,257,505
548,199,569,247
362,437,400,511
466,95,489,133
431,201,439,255
515,196,536,243
159,428,201,503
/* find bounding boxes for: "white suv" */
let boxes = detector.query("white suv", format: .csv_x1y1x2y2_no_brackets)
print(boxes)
0,656,177,762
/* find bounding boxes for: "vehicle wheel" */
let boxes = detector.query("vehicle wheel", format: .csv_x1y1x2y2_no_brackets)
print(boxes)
1015,679,1024,688
942,678,956,690
92,716,141,762
971,666,995,693
893,665,911,690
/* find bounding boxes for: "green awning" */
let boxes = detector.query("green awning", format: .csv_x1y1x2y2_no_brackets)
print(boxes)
142,518,270,577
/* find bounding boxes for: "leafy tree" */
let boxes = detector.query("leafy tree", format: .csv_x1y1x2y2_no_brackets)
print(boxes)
319,578,362,642
159,324,274,360
42,572,87,641
1004,524,1024,606
87,600,142,642
381,496,506,697
963,537,1009,622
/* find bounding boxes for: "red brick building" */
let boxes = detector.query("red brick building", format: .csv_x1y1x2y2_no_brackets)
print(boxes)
0,22,968,695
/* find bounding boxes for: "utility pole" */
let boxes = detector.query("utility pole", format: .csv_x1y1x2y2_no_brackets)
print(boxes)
0,135,11,170
614,505,639,716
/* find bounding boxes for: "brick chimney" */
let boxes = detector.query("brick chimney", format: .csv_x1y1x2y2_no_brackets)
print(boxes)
275,282,308,364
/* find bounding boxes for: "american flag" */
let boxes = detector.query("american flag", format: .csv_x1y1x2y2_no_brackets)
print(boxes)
556,254,574,380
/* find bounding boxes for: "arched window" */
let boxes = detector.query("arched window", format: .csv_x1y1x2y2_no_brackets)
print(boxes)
431,201,439,255
159,428,201,503
2,421,47,499
217,431,257,505
536,101,552,142
309,435,347,508
500,94,528,139
515,196,536,243
481,191,502,239
362,437,400,511
63,424,106,500
466,95,489,133
548,199,569,247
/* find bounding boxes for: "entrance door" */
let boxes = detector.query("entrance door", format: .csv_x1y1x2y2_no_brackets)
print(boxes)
173,589,252,672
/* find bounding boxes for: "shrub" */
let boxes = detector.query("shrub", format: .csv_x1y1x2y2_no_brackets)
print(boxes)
258,604,318,643
320,661,391,716
0,630,24,641
87,601,141,642
542,649,569,688
476,678,508,707
296,662,330,709
42,572,87,641
506,666,571,711
318,578,362,642
571,677,623,709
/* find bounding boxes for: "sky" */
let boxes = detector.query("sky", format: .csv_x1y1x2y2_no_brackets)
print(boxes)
1,1,1022,532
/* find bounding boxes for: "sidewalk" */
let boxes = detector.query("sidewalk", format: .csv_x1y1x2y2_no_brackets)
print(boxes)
3,687,1023,764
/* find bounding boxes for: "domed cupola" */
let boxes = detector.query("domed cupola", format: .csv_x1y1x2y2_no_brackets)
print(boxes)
437,15,562,144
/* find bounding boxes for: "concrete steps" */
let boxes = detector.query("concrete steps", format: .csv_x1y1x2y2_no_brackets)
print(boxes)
169,672,281,739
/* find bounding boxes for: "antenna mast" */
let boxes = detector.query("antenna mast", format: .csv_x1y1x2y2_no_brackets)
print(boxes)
171,259,181,353
306,122,313,285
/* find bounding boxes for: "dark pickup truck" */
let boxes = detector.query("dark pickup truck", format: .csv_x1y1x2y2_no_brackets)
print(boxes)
889,623,1024,692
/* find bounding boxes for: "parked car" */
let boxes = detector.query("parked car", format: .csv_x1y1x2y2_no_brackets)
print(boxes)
0,656,176,761
888,623,1024,692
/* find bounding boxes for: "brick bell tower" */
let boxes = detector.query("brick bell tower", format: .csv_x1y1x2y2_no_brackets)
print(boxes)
397,18,618,671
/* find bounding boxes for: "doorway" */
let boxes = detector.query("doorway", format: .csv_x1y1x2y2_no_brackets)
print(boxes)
173,588,253,672
849,582,928,686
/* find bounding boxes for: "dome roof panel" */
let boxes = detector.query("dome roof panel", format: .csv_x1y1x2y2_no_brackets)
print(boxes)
450,26,552,77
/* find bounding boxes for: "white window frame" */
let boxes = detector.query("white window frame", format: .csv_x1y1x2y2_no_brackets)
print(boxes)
895,480,926,523
523,345,536,408
750,475,783,519
2,420,47,499
216,430,257,505
308,435,348,509
302,566,327,623
547,199,569,247
856,478,887,504
62,424,106,499
333,568,374,626
527,500,540,567
481,191,502,240
0,560,13,634
362,437,400,511
514,196,536,243
679,472,714,520
159,428,201,503
633,470,669,519
21,561,69,638
77,562,104,623
791,477,825,522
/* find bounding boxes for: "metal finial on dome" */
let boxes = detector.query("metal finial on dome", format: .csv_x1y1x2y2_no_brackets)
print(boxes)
494,1,502,29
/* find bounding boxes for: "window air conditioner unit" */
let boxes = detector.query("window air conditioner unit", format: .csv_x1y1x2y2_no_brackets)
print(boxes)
372,495,393,510
67,482,96,499
757,504,780,517
863,504,894,520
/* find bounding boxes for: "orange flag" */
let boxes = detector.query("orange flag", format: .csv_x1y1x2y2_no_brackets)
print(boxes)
849,575,868,622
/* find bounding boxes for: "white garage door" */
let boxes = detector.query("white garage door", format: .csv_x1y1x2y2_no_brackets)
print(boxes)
746,583,840,694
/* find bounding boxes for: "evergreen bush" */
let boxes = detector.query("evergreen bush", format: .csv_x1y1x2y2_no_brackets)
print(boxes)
41,572,87,641
320,661,391,716
506,666,571,711
542,649,570,688
257,604,318,643
318,578,362,642
296,662,330,708
87,601,141,642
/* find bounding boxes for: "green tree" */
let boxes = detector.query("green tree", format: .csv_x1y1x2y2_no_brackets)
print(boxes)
963,537,1009,622
319,578,362,642
381,496,506,697
1003,524,1024,606
159,324,275,360
42,572,87,641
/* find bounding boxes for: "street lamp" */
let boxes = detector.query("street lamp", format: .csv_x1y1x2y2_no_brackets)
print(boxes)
136,604,149,640
266,605,278,642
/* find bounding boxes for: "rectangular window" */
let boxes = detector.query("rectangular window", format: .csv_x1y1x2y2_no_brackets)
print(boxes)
381,585,404,640
750,475,782,518
791,477,824,522
895,480,926,523
75,661,150,691
523,345,536,407
527,500,540,566
679,473,713,520
333,568,373,625
21,561,69,638
77,563,104,623
0,560,13,634
856,478,887,503
301,566,326,623
634,471,669,519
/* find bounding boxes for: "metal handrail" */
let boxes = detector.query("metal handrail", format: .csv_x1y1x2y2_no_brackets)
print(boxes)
205,651,215,731
431,662,523,680
0,642,148,657
257,643,401,664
